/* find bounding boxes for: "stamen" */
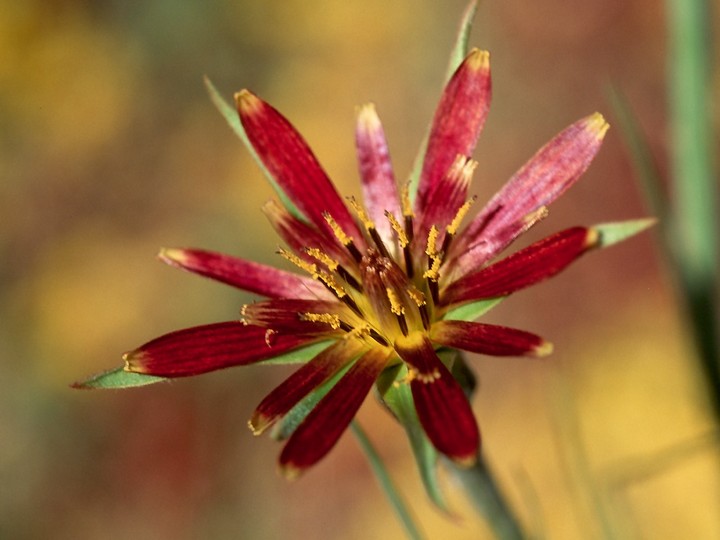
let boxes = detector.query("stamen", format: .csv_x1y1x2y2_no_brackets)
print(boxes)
348,197,390,258
323,212,363,262
442,196,477,254
401,180,414,245
299,312,342,330
306,247,363,291
386,211,414,279
277,247,318,278
386,288,408,336
408,288,430,330
425,225,440,259
423,257,441,305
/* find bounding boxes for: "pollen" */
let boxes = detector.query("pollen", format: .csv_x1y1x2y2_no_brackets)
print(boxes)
425,225,440,258
323,212,352,246
386,288,405,316
278,248,318,277
348,196,374,232
447,196,477,236
317,270,347,298
407,287,426,307
386,211,408,248
401,180,414,218
305,247,339,271
300,312,342,330
423,256,442,281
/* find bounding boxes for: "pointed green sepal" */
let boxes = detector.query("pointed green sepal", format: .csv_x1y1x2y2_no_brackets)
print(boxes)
592,218,656,248
258,340,334,365
71,366,166,390
442,296,504,322
269,361,353,441
204,76,305,220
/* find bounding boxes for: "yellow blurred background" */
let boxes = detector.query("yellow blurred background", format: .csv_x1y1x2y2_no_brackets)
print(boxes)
2,0,718,538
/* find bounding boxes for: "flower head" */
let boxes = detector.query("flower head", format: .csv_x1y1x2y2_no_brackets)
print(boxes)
77,44,652,478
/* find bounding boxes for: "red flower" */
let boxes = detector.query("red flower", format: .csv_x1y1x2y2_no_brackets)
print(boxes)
78,48,651,478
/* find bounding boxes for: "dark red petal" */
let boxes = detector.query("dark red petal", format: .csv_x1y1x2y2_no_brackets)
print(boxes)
416,49,491,219
442,227,597,306
431,320,552,357
279,347,390,477
158,248,330,300
415,155,475,253
355,104,402,248
394,332,479,465
249,338,366,434
451,113,608,273
241,298,347,336
124,323,317,377
237,90,366,251
262,200,354,269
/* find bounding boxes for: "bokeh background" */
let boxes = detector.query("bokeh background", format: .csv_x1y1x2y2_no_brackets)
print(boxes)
2,0,718,538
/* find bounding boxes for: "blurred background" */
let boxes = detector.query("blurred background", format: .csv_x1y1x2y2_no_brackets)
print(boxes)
2,0,718,538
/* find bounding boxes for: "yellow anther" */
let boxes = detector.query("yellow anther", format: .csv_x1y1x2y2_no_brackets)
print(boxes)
425,225,440,257
386,288,405,316
401,180,414,217
423,256,442,281
318,270,347,298
385,211,408,248
300,312,342,330
348,197,375,232
278,248,318,277
323,212,352,246
407,287,426,307
305,248,339,271
447,196,477,235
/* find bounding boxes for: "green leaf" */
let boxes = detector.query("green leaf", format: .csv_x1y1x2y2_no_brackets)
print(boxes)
407,0,477,203
592,218,656,249
270,360,354,441
378,365,451,514
258,340,333,365
442,297,504,322
72,366,166,390
203,76,305,220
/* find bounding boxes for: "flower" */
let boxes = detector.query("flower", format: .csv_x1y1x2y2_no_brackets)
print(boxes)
80,47,651,478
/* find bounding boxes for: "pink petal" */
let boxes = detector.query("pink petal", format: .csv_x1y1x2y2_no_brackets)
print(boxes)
159,248,330,300
431,320,552,357
416,49,491,220
394,332,479,465
442,226,597,306
355,104,401,248
124,323,318,377
236,90,366,251
450,113,609,274
249,338,366,434
279,347,390,477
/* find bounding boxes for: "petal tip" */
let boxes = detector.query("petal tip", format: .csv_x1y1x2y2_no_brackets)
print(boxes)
247,417,266,436
356,102,380,128
279,462,303,481
585,112,609,140
235,89,262,115
465,48,490,72
534,340,554,357
122,350,146,373
450,450,478,468
157,247,186,265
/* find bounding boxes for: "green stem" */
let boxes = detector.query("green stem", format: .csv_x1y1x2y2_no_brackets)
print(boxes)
350,421,425,540
451,455,528,540
666,0,720,420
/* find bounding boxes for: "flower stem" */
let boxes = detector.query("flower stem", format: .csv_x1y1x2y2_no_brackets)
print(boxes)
451,455,528,540
350,421,426,540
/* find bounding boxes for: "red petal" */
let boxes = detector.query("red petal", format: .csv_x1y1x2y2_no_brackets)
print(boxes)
394,332,479,464
415,155,475,252
124,323,317,377
262,200,354,269
355,104,401,249
442,227,597,306
416,49,491,220
431,320,552,357
249,338,366,434
237,90,366,251
279,347,390,477
241,298,347,336
159,248,330,300
451,113,608,274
